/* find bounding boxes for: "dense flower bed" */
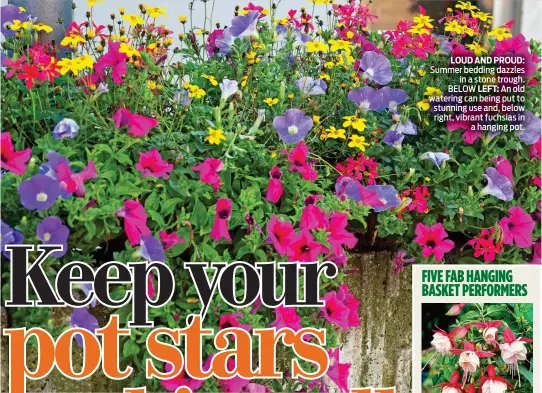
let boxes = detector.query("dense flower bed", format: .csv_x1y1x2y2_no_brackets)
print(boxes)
0,0,540,391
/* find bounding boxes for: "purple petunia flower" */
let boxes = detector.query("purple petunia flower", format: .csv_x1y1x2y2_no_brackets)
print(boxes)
1,219,24,258
347,86,383,111
420,152,450,170
215,11,260,54
273,109,313,144
390,118,418,135
1,5,28,37
140,234,165,262
36,216,70,257
70,308,99,348
480,167,514,202
39,151,72,199
383,130,404,149
18,174,61,211
220,78,239,101
78,283,97,307
380,87,408,111
366,185,401,212
295,77,327,96
358,51,393,85
517,111,541,145
173,89,192,106
52,118,79,139
335,177,389,211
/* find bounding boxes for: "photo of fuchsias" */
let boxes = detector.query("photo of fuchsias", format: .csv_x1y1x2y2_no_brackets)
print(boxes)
0,0,540,392
424,303,534,392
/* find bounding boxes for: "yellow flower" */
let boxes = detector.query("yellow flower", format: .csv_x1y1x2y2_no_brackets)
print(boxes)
320,73,331,81
144,6,168,19
424,87,442,97
417,69,426,77
310,0,332,4
444,20,463,35
488,26,512,41
417,100,430,111
324,61,335,69
306,41,329,53
18,6,26,12
348,135,370,151
425,177,431,182
205,128,226,145
190,88,206,99
342,116,367,132
88,0,104,7
287,93,294,99
325,126,346,140
407,25,431,35
60,33,86,47
455,1,479,11
466,42,487,56
459,25,475,36
123,14,144,27
87,29,96,38
313,115,321,123
74,54,94,69
119,43,141,57
178,15,188,23
446,8,453,13
472,11,493,23
56,58,75,75
328,39,353,54
202,74,219,86
241,75,248,88
148,81,158,89
412,14,434,29
33,23,53,33
9,20,28,31
263,97,279,107
252,41,265,50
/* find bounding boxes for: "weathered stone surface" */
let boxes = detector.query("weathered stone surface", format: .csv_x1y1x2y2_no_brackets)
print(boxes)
333,251,413,393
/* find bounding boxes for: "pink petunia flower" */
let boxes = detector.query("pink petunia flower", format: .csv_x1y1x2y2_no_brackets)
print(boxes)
265,215,296,256
285,141,317,181
498,206,535,248
268,305,302,331
337,284,360,329
159,231,185,250
265,166,283,204
321,291,350,331
414,223,455,262
493,155,514,185
219,358,250,393
210,198,232,242
192,157,224,192
112,107,159,137
288,230,327,262
326,348,350,393
0,132,32,175
218,312,251,331
56,160,97,197
115,200,152,246
300,195,327,231
135,148,173,179
94,41,128,84
326,212,358,260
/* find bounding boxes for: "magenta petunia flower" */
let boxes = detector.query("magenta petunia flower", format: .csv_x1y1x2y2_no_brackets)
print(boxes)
358,51,393,85
266,215,296,256
115,200,152,246
18,174,61,211
326,348,351,393
288,230,327,262
192,157,224,192
159,231,185,250
219,358,250,393
1,132,32,175
210,198,232,242
265,166,283,204
161,359,210,392
321,291,350,331
94,41,128,84
70,308,99,348
326,212,358,259
337,284,360,328
135,148,173,179
492,155,514,185
300,196,328,231
414,223,455,262
268,305,302,331
36,217,70,258
498,206,535,248
112,107,159,137
56,160,97,198
285,141,317,181
273,109,313,144
218,312,251,331
335,176,386,211
206,28,225,57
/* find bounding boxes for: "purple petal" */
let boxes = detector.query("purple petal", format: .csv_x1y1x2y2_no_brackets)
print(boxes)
481,167,514,202
360,51,393,85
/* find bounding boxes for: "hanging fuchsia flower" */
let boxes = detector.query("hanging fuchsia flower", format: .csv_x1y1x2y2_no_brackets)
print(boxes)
477,364,513,393
37,217,70,258
268,305,302,331
435,370,463,393
431,325,470,355
1,132,32,175
498,206,535,248
135,148,173,179
285,141,317,181
94,41,128,84
414,223,454,262
219,312,251,331
499,327,532,379
266,215,296,256
265,166,283,204
300,195,327,231
451,341,494,383
326,348,350,393
159,231,184,250
288,230,327,262
446,303,466,317
472,320,502,347
116,200,151,246
112,107,159,137
321,291,350,331
192,157,224,192
210,198,232,242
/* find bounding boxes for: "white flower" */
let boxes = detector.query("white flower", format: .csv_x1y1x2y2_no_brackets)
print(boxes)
499,340,527,364
219,78,239,101
483,327,498,345
431,332,452,355
459,351,480,372
442,388,463,393
481,379,508,393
